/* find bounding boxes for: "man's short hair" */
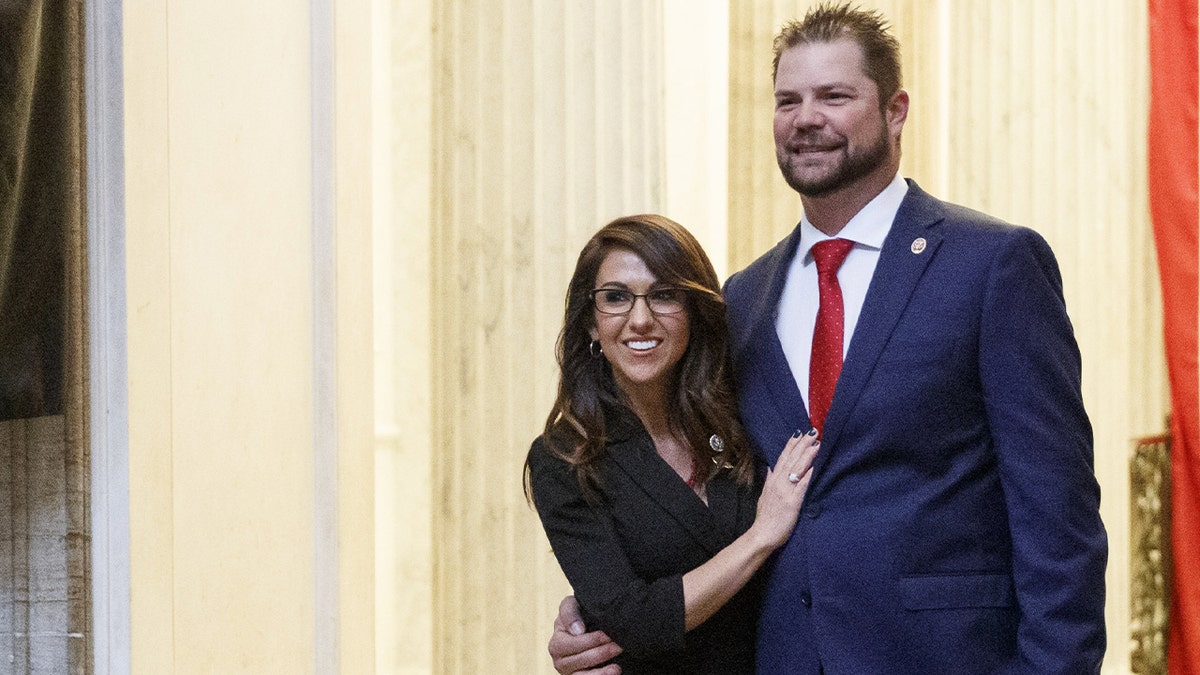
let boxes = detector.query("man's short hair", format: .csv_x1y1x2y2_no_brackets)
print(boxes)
771,2,902,106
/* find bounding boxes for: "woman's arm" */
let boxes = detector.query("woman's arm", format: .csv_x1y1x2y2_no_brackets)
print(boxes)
529,439,687,657
547,596,624,675
681,430,817,630
530,431,818,657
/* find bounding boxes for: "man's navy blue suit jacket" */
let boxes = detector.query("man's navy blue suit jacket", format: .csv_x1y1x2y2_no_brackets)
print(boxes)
723,180,1108,674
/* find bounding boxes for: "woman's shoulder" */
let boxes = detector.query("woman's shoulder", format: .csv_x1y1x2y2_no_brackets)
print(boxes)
527,430,590,493
527,433,567,472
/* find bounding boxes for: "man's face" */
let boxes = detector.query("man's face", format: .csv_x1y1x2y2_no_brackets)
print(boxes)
772,39,905,198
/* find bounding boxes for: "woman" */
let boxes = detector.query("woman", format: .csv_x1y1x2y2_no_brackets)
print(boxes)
525,214,818,674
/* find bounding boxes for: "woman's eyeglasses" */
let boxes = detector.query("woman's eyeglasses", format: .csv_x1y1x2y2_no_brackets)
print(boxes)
589,288,688,315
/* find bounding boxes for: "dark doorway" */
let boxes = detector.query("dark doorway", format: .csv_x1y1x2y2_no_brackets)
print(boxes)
1,1,90,673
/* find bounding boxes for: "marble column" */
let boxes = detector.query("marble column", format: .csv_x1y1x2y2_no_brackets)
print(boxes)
425,1,667,672
377,1,744,671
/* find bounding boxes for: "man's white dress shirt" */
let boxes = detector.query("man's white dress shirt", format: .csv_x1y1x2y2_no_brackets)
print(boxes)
775,174,909,409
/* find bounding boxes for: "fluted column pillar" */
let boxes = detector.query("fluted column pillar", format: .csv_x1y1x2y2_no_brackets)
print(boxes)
424,2,666,672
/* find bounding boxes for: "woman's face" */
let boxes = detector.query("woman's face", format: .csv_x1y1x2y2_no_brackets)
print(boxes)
588,248,691,400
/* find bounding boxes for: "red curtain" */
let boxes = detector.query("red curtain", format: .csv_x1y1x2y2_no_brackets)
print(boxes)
1149,0,1200,672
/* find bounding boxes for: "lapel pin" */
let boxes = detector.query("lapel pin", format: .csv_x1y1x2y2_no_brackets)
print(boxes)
911,237,927,254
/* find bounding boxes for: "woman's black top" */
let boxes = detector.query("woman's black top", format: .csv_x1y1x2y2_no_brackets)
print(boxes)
528,408,764,674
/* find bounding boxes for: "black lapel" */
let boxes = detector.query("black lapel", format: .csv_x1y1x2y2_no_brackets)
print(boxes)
605,409,724,556
703,468,745,542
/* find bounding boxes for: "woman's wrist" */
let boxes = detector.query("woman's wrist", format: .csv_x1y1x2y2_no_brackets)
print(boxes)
744,521,782,557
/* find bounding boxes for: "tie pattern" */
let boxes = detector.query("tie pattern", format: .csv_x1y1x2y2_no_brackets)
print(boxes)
808,238,855,432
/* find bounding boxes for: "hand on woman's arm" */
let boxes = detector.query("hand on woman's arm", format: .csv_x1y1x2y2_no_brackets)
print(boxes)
681,430,818,631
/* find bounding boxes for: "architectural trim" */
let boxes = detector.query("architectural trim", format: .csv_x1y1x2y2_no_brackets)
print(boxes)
85,1,132,673
310,0,340,671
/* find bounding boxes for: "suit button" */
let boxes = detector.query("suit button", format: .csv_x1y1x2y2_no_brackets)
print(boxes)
800,592,812,607
805,503,822,519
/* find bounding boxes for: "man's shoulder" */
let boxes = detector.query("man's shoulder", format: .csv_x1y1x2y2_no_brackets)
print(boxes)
898,185,1068,292
902,182,1047,247
724,229,798,298
902,180,1007,229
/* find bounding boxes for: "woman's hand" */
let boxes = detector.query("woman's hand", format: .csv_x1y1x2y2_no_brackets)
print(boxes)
678,430,820,631
750,430,819,550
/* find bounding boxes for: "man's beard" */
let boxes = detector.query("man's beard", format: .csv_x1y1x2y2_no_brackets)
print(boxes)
777,126,890,198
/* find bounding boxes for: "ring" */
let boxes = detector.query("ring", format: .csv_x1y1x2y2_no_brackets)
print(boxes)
787,472,801,484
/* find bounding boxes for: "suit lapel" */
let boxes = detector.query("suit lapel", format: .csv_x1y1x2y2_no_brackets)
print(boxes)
704,470,747,543
818,182,945,453
606,415,725,556
740,226,812,443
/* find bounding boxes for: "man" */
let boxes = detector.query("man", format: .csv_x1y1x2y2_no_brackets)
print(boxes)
548,3,1107,673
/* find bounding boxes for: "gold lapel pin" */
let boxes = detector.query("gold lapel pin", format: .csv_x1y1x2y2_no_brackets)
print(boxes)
911,237,927,254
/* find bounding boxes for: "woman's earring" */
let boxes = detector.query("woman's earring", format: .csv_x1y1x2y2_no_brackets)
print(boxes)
709,434,725,453
589,340,603,358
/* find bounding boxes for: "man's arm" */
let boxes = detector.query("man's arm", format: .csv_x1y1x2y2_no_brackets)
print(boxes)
979,227,1107,672
548,596,622,675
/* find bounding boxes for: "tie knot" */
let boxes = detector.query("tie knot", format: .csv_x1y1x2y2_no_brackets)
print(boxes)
811,238,855,275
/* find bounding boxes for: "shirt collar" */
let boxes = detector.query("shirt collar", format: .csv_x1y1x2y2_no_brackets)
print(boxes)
798,173,909,263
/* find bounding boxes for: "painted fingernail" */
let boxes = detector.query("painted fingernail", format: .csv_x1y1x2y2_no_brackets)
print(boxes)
807,429,818,437
792,429,803,439
812,441,820,448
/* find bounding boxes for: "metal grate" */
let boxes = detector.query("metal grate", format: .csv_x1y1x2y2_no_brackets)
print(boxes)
1130,429,1171,675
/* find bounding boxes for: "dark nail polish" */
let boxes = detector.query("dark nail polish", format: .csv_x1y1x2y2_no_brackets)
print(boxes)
807,429,818,437
792,429,803,439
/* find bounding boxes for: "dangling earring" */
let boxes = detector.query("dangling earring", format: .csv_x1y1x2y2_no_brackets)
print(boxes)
589,340,603,358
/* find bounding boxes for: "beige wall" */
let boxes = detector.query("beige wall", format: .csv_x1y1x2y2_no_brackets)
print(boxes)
109,0,1168,674
120,0,374,672
373,0,434,672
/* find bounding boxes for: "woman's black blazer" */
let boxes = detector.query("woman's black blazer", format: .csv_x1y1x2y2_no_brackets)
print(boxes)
528,409,764,674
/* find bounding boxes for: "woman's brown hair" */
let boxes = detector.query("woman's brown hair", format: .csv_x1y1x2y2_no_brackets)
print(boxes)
525,214,754,499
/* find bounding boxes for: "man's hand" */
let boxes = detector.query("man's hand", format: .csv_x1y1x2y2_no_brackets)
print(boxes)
548,595,623,675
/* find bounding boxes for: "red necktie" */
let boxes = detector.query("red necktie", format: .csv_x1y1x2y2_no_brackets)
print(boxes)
809,238,855,432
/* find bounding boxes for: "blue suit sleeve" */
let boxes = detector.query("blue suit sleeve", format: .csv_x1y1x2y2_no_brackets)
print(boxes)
978,227,1108,673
